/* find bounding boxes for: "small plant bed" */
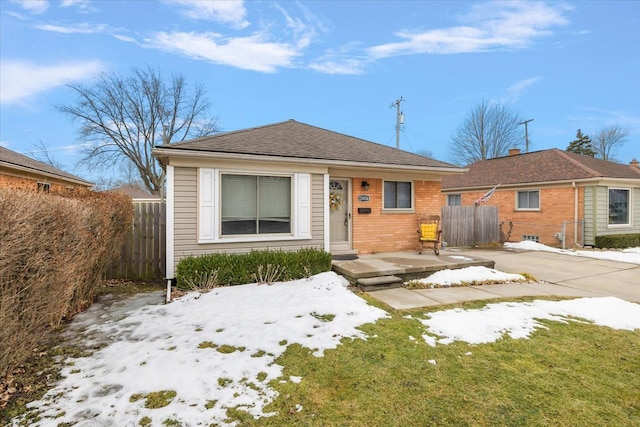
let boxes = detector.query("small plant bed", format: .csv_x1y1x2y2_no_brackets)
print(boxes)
404,266,537,290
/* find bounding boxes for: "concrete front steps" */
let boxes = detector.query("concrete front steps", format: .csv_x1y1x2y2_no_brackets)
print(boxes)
332,251,496,292
357,275,403,292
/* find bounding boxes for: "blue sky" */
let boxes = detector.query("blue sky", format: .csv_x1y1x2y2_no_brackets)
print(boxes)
1,0,639,182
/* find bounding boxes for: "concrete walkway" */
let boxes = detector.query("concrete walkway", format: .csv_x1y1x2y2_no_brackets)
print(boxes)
368,248,640,310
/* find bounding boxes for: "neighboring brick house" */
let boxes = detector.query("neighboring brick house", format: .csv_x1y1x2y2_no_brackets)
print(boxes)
153,120,464,279
0,146,93,192
441,148,640,247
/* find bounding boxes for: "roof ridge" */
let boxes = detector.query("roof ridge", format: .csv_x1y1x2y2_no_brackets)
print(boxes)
554,149,602,177
165,119,297,148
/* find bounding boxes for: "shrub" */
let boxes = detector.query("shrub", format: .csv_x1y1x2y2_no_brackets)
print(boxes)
175,248,332,289
594,233,640,249
0,189,132,379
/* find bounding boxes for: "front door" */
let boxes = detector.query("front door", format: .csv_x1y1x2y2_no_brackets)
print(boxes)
329,179,350,251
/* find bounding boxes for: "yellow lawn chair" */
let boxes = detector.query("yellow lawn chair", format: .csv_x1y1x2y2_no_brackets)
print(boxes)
418,215,442,255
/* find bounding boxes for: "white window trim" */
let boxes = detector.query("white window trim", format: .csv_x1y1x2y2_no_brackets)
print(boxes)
382,179,415,212
198,168,312,244
607,187,632,228
515,189,541,211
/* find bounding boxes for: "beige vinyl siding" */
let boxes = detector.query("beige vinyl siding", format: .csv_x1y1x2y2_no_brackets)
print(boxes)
584,186,640,246
172,167,325,270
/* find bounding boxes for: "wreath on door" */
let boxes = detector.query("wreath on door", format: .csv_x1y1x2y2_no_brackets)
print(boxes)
329,192,343,211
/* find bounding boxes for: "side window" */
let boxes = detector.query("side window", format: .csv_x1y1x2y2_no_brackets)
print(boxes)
608,188,630,225
516,190,539,210
447,194,461,206
383,181,412,209
37,182,51,192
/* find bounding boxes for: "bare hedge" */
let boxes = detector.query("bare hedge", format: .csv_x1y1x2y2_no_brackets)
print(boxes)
0,189,133,378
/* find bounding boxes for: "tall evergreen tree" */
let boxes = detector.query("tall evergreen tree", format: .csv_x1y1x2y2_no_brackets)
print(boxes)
566,129,595,157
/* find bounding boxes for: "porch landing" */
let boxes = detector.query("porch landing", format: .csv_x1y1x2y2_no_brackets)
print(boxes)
332,251,495,291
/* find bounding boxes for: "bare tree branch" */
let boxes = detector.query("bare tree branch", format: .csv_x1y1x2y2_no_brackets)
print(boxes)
593,125,629,161
448,99,523,166
57,66,218,195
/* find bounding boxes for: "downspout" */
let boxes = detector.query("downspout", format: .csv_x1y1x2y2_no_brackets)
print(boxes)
572,181,578,246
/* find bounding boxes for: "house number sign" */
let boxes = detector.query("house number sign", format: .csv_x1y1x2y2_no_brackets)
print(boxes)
358,195,370,202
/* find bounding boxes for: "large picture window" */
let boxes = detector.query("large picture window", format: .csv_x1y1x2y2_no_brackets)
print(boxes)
609,188,630,225
516,190,539,210
221,174,291,235
384,181,412,209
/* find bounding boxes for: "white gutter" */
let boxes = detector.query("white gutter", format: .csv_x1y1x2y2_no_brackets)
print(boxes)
152,148,465,175
165,165,175,303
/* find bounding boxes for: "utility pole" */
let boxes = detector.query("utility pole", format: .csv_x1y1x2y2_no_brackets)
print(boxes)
390,96,405,149
519,119,534,152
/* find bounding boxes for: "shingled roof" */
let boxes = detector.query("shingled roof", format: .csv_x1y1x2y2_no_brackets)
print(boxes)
442,149,640,191
0,146,93,187
155,119,460,171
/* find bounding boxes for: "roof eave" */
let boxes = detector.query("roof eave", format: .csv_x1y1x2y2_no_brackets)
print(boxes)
0,161,94,187
153,148,465,175
442,176,640,192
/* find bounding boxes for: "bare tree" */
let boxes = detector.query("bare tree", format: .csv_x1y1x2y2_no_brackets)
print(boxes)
593,125,629,161
29,140,64,169
449,99,523,166
57,66,218,195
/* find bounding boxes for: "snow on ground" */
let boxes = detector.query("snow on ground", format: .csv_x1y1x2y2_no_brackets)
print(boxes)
12,267,640,426
408,266,525,287
414,297,640,346
504,241,640,265
15,272,387,427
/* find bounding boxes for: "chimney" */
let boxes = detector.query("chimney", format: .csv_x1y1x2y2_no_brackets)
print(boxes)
630,158,639,168
508,148,521,156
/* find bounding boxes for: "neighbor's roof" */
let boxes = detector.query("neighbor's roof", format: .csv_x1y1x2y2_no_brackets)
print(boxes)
154,119,461,172
0,146,94,187
442,149,640,191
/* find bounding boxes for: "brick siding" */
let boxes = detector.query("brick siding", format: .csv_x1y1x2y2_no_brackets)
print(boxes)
0,172,80,193
457,186,584,246
351,178,444,254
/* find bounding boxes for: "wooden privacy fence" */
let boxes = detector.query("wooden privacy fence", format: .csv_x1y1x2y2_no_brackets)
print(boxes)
441,205,500,247
107,200,166,280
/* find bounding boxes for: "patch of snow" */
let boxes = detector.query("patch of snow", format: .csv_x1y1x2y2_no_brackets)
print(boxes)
408,266,525,287
447,255,473,261
504,242,640,265
416,297,640,346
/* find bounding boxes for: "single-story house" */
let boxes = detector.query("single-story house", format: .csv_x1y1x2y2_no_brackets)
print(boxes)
153,119,463,279
0,146,93,192
441,148,640,247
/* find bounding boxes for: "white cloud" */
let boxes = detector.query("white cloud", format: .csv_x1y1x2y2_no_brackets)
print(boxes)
501,76,542,103
35,22,109,34
308,58,367,75
164,0,249,29
9,0,49,14
0,60,103,105
146,31,300,72
367,1,571,59
60,0,90,6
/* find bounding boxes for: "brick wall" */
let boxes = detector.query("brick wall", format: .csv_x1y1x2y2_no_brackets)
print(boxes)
0,172,80,193
456,186,584,246
351,178,444,253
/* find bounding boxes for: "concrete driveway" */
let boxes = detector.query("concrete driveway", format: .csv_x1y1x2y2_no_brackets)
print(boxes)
368,248,640,310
